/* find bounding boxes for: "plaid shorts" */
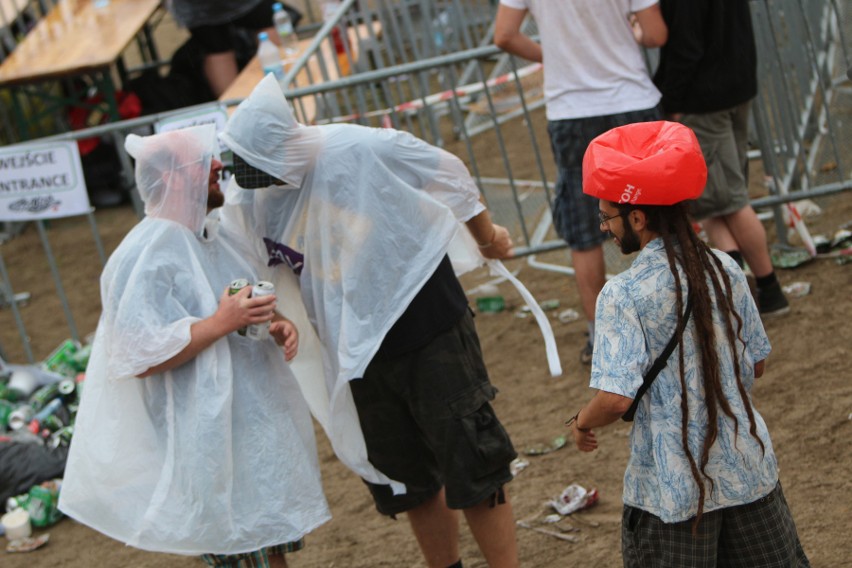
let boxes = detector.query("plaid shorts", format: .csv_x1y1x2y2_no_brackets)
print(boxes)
621,482,810,567
200,540,304,568
548,106,661,250
349,310,517,516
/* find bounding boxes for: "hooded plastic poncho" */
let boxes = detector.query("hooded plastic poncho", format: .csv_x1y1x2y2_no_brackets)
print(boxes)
218,75,561,493
58,124,330,555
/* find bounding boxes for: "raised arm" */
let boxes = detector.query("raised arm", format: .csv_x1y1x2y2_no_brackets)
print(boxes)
493,4,542,62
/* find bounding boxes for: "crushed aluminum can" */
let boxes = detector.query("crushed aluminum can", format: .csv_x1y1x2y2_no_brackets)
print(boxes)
782,282,811,298
476,296,505,314
770,247,813,269
510,457,529,477
523,435,567,456
558,308,580,323
831,229,852,249
812,234,831,254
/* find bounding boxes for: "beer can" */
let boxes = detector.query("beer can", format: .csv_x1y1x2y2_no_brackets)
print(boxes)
70,343,92,373
6,494,28,513
8,405,34,430
0,382,23,403
229,278,251,336
58,378,76,396
49,424,75,449
0,399,14,430
41,339,81,378
246,281,275,341
29,382,60,411
26,484,62,527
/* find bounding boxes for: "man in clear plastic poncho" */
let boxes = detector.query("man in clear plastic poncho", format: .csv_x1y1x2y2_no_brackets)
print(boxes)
218,74,537,568
58,124,330,567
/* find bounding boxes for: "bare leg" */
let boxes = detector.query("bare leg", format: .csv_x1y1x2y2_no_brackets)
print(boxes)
703,207,774,277
406,488,461,568
462,489,520,568
571,245,606,323
268,552,288,568
203,51,239,98
701,216,738,251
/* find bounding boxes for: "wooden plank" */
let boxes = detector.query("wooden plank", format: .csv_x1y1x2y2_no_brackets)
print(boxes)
0,0,161,86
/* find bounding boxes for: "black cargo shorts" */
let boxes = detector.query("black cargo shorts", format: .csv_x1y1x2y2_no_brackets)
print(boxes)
349,310,517,516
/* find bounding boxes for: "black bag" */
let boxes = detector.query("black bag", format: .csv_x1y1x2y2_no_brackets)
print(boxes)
622,296,693,422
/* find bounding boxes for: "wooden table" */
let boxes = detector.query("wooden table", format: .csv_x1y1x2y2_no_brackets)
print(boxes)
220,22,380,124
0,0,162,140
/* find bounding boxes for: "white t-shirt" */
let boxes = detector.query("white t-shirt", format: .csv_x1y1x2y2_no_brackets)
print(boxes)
500,0,661,120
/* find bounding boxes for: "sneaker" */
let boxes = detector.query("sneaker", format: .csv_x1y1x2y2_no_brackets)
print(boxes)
579,335,593,365
758,280,790,318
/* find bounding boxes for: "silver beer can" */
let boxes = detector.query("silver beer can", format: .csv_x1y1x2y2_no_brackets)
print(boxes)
245,281,275,341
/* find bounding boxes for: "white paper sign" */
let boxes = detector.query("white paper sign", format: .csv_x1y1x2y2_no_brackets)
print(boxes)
155,106,230,154
0,142,90,221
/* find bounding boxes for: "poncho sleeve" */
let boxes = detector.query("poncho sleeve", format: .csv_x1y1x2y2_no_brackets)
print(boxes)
369,128,485,222
99,231,206,380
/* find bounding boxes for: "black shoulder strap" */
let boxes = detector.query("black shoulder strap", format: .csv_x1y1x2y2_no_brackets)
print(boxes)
622,295,693,422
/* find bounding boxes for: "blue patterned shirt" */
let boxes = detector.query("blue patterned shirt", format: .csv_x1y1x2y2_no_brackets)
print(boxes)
591,238,777,523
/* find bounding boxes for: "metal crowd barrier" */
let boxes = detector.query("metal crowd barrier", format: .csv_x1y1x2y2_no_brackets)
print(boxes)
0,2,849,363
749,0,851,241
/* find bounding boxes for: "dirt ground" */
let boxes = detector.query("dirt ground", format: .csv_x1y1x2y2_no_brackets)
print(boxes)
2,10,852,567
1,166,850,568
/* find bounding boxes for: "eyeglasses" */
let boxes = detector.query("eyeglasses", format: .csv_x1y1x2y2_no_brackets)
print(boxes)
598,210,628,226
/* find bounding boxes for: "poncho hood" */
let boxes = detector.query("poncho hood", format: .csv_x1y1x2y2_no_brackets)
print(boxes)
219,74,322,188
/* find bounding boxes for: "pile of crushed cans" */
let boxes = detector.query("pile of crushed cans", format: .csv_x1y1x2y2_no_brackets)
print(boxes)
1,339,90,529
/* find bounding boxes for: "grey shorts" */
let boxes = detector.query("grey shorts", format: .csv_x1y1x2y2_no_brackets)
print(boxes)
622,482,810,567
681,102,753,220
349,310,517,516
548,106,662,250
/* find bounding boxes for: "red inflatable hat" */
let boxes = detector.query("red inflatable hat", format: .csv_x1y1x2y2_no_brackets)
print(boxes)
582,121,707,206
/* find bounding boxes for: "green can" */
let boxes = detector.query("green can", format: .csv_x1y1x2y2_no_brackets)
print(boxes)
0,399,14,430
70,343,92,373
49,424,75,448
476,296,505,314
0,382,23,402
42,339,81,377
229,278,251,336
26,483,63,527
29,382,60,411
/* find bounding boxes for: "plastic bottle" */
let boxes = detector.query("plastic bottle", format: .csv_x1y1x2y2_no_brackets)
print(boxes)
272,2,299,60
257,32,284,81
322,1,350,76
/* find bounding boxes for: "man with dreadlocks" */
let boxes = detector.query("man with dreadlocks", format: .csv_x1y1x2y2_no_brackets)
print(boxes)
567,121,809,567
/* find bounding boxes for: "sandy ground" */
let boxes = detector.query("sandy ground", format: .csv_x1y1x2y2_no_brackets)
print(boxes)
2,8,852,568
1,167,850,568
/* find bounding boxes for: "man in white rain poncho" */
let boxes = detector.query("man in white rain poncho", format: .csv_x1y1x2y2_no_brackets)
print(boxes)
218,74,532,568
58,124,330,566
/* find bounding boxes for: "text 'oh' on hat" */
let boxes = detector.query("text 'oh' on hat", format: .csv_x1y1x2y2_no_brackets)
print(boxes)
582,121,707,206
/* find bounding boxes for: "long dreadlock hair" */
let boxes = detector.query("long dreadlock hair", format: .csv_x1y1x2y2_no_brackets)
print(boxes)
615,201,766,533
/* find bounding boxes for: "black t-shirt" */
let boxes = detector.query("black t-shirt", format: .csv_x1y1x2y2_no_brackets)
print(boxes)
378,255,469,357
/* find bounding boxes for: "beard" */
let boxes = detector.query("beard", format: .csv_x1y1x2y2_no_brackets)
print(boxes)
207,187,225,209
618,221,641,255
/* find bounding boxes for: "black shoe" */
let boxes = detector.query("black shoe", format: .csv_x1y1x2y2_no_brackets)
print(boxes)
580,334,593,365
758,280,790,318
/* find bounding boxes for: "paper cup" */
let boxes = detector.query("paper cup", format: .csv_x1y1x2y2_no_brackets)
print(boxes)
1,508,32,540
